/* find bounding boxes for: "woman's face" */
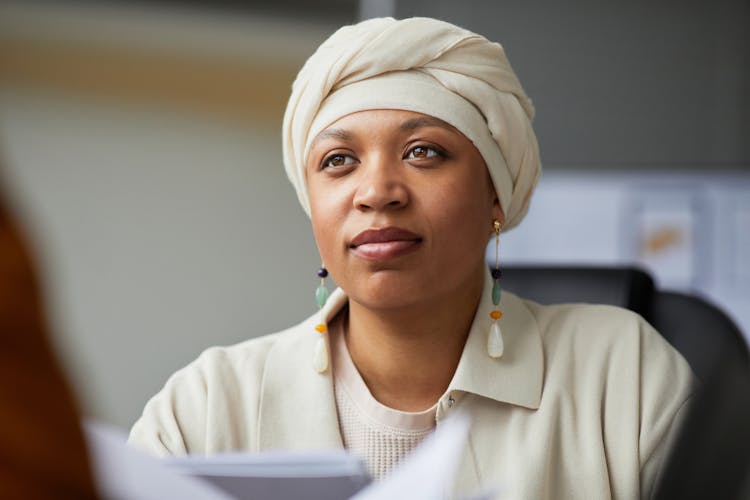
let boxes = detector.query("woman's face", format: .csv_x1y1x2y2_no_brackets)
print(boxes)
306,109,500,310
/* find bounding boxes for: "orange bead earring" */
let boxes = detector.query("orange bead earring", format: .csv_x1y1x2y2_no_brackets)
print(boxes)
313,265,330,373
487,220,504,358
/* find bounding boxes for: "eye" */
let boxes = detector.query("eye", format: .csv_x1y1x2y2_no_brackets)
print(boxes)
405,145,443,160
321,153,356,169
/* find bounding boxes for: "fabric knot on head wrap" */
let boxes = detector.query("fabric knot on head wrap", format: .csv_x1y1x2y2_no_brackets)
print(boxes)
282,17,541,231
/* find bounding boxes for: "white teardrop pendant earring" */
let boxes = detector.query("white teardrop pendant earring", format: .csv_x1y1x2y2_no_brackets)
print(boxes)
487,220,504,358
313,264,330,373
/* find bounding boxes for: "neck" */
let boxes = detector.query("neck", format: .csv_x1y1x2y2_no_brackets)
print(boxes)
345,268,485,412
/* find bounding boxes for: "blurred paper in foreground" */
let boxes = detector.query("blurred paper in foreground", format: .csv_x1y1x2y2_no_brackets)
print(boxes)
164,450,370,500
85,414,478,499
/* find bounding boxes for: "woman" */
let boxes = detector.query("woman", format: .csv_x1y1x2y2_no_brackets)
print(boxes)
129,17,694,499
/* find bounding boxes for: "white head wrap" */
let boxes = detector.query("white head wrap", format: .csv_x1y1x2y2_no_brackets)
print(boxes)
282,17,541,231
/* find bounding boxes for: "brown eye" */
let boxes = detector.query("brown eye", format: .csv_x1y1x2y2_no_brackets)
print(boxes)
406,146,441,160
322,154,355,169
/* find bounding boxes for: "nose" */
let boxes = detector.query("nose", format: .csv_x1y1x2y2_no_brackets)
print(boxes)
352,156,409,212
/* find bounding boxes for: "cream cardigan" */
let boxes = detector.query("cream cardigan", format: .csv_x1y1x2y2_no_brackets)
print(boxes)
129,286,694,500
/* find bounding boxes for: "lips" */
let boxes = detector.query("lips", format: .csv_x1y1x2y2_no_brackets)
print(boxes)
350,227,423,261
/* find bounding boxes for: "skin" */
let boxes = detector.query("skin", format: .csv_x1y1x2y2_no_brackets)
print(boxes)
306,109,503,411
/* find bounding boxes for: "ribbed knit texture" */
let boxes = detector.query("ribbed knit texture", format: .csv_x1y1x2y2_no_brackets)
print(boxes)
331,320,437,480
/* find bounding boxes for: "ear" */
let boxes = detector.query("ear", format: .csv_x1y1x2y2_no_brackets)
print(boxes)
490,192,505,228
484,171,505,228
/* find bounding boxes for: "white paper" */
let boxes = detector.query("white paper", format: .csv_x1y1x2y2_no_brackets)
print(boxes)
85,413,482,500
84,421,232,500
165,450,371,500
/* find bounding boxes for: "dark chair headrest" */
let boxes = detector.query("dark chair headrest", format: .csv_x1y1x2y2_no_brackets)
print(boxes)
501,266,655,319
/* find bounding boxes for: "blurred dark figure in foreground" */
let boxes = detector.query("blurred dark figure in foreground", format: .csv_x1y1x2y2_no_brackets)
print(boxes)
0,187,97,498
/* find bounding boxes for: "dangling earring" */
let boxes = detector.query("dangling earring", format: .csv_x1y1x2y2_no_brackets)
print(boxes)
487,220,504,359
313,264,330,373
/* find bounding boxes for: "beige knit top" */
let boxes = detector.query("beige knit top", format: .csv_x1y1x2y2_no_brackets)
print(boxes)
330,318,437,480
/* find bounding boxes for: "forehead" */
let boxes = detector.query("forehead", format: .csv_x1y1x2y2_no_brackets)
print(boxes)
308,109,463,150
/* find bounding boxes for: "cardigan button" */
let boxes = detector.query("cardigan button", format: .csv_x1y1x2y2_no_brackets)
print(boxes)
447,395,455,408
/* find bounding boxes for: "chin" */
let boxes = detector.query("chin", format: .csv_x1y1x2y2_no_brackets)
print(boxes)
346,271,433,311
352,292,425,313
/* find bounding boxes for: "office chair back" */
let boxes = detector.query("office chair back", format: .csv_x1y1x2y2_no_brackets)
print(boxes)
501,266,655,317
501,266,749,382
501,265,750,500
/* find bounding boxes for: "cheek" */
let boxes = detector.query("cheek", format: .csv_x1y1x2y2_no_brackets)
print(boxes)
310,204,335,260
308,185,348,267
426,177,495,274
436,177,494,236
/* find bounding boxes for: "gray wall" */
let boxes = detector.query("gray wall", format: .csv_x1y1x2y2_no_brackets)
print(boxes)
0,88,322,428
395,0,750,167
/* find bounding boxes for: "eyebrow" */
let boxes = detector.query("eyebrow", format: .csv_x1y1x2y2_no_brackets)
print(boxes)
309,128,352,151
309,115,454,151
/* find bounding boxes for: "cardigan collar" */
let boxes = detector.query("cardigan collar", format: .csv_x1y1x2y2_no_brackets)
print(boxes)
319,281,544,410
446,279,544,410
257,281,544,450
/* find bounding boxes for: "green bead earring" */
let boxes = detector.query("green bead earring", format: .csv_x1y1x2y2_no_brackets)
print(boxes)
488,220,504,359
313,265,330,373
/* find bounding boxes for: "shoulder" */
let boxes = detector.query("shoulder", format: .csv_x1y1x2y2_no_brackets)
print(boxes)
521,297,696,403
519,297,696,495
128,319,312,456
522,298,688,375
189,325,302,375
163,320,310,390
524,298,648,341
